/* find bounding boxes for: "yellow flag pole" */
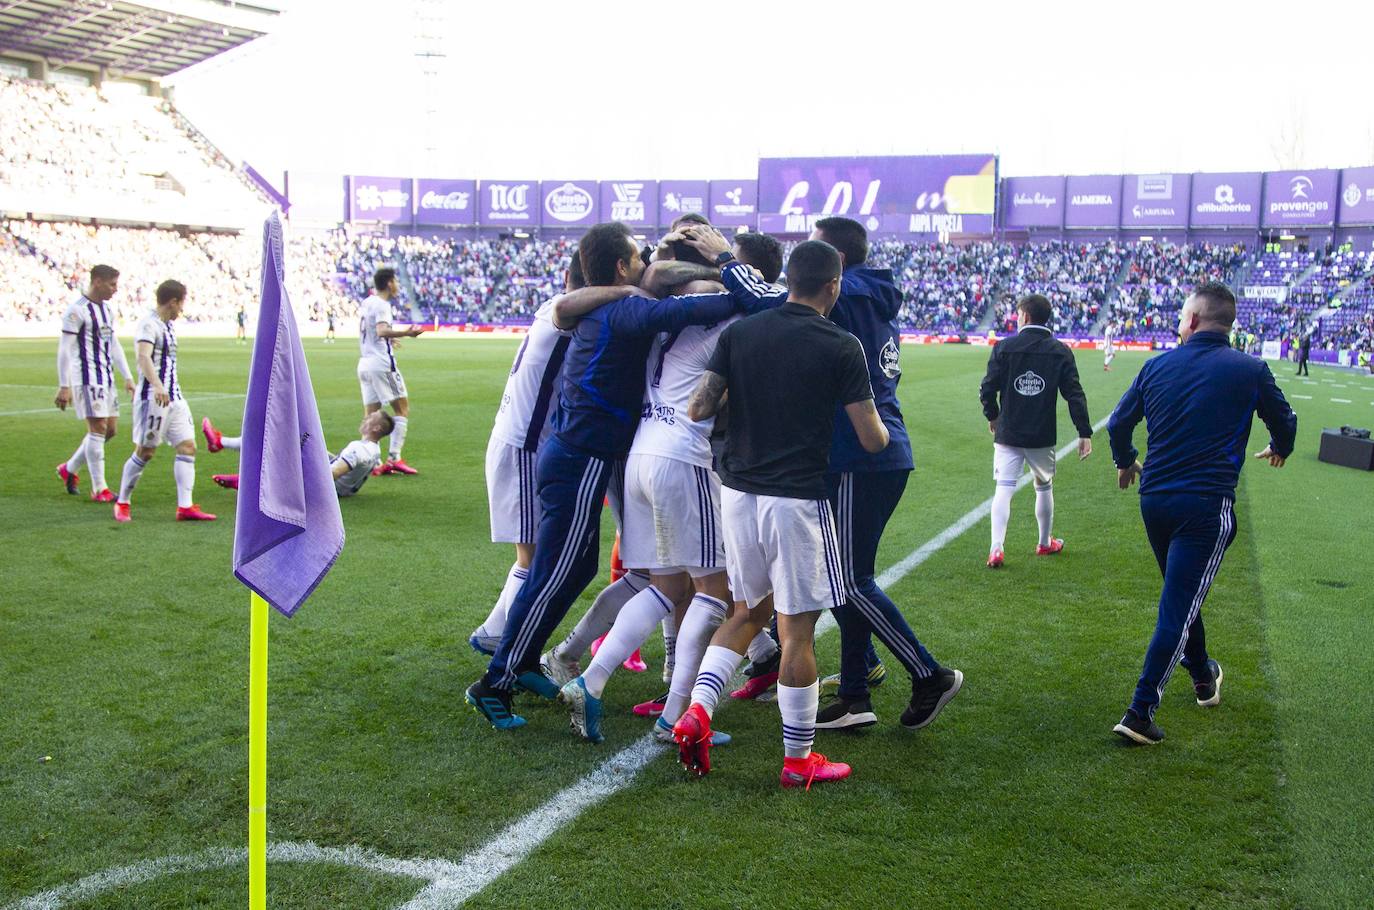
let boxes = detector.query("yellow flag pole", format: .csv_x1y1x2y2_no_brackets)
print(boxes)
249,592,269,909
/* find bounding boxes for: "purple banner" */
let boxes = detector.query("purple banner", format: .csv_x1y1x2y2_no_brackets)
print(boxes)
541,180,598,226
1264,169,1338,228
1001,176,1065,228
659,180,709,225
348,175,411,224
599,180,657,228
1063,174,1121,228
1122,173,1190,228
709,180,758,227
1339,166,1374,225
415,178,476,225
480,180,539,226
1190,172,1261,227
757,155,996,235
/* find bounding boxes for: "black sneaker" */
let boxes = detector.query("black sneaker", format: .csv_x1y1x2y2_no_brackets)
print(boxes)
900,667,963,730
743,649,780,679
815,695,878,730
1113,709,1163,745
1193,659,1223,707
465,680,527,730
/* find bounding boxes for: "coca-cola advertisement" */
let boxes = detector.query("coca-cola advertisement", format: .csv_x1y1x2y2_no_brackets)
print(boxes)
415,178,476,225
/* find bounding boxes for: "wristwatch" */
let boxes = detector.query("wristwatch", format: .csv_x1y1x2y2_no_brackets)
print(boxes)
714,250,736,267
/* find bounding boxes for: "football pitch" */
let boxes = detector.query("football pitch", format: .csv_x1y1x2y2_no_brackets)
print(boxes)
2,338,1371,909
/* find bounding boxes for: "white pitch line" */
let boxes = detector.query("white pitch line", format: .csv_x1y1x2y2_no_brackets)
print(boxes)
402,415,1112,908
6,417,1112,910
1332,398,1352,403
1291,395,1313,400
0,392,244,418
1,841,457,910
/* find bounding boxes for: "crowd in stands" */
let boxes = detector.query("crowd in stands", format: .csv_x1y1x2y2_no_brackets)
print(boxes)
0,75,267,220
3,219,1373,367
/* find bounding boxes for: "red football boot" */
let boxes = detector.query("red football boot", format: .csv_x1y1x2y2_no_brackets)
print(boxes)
113,502,131,523
730,672,780,700
632,692,667,717
1035,538,1065,556
56,462,80,495
201,417,223,453
780,752,852,790
986,547,1005,569
671,703,715,777
213,474,239,490
176,504,218,521
386,459,418,475
91,488,114,503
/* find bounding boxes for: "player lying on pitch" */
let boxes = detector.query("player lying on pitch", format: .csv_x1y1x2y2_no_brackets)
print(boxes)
200,411,395,498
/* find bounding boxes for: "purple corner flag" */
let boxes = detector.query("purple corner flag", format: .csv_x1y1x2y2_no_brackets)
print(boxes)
232,214,344,617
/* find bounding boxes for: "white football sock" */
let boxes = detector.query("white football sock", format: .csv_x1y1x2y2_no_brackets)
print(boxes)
553,570,648,662
582,585,673,698
990,483,1015,551
688,645,745,719
388,416,407,461
173,454,196,509
65,441,87,475
117,453,147,504
663,594,728,725
1034,485,1054,547
221,436,242,451
777,680,819,760
84,432,107,493
477,563,527,638
747,628,779,665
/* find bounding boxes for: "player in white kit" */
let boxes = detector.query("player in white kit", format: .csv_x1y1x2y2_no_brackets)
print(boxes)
112,280,216,522
471,256,651,656
54,264,135,501
556,232,788,744
358,267,426,475
1103,321,1117,371
202,411,394,498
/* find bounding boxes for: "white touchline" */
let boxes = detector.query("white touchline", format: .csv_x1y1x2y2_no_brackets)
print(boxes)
8,415,1113,910
0,392,245,419
1291,395,1313,400
1332,398,1351,403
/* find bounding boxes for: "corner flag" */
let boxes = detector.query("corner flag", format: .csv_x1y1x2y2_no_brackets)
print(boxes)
233,213,344,615
233,213,344,909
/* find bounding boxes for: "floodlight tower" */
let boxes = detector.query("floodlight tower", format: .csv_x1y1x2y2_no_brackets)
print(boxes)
412,0,448,175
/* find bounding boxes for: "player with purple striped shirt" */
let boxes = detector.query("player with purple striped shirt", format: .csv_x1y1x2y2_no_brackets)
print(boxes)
54,264,135,502
113,280,216,522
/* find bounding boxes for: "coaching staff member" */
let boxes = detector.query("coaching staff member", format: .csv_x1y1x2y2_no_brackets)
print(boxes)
1107,282,1296,745
978,293,1094,568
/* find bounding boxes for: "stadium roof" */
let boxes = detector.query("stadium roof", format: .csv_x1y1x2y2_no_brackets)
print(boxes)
0,0,277,80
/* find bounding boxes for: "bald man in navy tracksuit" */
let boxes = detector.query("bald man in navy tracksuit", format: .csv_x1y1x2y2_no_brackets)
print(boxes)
1107,282,1296,745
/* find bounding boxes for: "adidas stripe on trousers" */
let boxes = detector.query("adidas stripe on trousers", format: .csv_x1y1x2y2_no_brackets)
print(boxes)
827,469,940,699
484,435,617,690
1130,493,1238,719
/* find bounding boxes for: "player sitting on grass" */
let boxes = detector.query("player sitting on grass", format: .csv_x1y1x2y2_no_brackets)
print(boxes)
113,279,216,522
202,411,394,499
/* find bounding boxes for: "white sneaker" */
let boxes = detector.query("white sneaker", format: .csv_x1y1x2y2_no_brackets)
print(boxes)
541,650,581,687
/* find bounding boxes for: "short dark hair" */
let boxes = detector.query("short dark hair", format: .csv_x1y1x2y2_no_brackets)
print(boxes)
90,264,119,281
578,222,636,286
1191,281,1237,326
785,240,843,299
567,250,585,290
733,231,784,284
373,267,397,291
813,216,868,267
376,412,395,437
1017,294,1052,326
156,279,186,305
671,212,711,230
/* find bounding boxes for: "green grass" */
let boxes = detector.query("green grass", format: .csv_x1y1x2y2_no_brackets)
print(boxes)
1,338,1371,909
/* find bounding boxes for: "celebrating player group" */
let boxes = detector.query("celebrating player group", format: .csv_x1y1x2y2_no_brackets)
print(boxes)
52,214,1298,789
